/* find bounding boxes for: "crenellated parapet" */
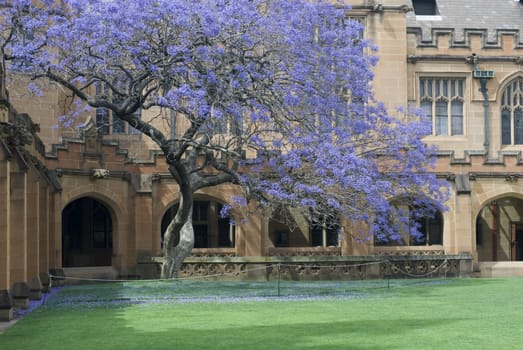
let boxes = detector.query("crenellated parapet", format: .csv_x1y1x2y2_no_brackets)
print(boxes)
435,149,523,174
408,27,523,51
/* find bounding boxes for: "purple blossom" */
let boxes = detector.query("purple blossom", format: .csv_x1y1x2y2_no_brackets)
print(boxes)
0,0,449,246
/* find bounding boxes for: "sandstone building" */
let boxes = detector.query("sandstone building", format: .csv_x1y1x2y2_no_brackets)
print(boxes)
1,0,522,320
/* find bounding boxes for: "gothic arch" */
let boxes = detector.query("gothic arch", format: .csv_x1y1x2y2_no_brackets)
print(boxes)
62,196,114,267
160,194,238,249
62,187,126,219
474,191,523,261
473,190,523,220
61,187,128,268
496,71,523,99
498,74,523,145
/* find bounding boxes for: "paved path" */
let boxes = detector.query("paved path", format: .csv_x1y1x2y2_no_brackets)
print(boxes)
0,319,19,335
0,288,59,335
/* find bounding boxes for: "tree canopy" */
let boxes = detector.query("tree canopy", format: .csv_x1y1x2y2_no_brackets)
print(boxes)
1,0,449,277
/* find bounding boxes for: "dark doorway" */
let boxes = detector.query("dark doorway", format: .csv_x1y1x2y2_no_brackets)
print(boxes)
62,197,113,267
512,223,523,261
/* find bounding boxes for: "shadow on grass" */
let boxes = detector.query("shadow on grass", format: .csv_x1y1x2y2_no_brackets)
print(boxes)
0,306,467,350
146,318,468,350
2,278,518,350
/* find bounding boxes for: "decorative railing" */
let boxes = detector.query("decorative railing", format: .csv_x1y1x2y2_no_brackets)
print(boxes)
190,248,236,258
374,247,446,256
267,247,341,257
139,253,472,280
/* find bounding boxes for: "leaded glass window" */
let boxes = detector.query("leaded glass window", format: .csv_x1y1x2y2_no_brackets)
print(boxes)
94,82,142,135
419,78,465,136
501,77,523,145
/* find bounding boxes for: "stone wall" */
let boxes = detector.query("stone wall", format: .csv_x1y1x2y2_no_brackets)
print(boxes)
0,101,59,321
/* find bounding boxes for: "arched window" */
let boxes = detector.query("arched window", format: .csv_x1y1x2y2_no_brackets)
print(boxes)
501,77,523,145
411,210,443,246
268,206,339,248
161,200,235,249
374,205,443,246
309,214,340,247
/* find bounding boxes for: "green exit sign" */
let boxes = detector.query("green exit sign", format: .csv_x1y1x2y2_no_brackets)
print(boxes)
473,70,494,78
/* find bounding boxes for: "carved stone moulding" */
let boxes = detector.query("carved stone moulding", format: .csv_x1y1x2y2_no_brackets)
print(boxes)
91,168,110,179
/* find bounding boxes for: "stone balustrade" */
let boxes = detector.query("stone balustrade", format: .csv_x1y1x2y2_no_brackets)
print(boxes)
138,253,473,280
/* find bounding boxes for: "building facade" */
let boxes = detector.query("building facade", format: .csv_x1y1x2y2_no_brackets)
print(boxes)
1,0,523,319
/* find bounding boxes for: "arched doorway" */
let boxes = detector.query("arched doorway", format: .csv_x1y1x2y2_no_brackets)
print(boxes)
62,197,113,267
161,199,235,248
476,196,523,261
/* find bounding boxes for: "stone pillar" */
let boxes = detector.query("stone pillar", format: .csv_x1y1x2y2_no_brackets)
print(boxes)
243,208,264,256
150,176,162,256
27,275,42,300
233,207,250,258
134,192,158,278
10,169,27,284
241,208,266,279
0,152,13,321
49,268,65,287
0,150,9,291
450,176,473,255
38,183,49,276
112,187,128,274
26,171,40,299
11,282,29,309
344,221,373,256
49,191,61,269
10,166,29,308
0,290,14,321
39,272,51,293
134,194,153,262
455,194,473,254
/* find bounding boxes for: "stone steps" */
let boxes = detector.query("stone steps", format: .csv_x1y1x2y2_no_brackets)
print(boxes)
475,262,523,277
61,266,118,284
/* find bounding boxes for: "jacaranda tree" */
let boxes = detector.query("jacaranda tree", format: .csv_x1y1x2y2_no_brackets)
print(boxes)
3,0,449,278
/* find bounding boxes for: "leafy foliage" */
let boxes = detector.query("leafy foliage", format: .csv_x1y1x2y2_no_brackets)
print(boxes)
1,0,448,248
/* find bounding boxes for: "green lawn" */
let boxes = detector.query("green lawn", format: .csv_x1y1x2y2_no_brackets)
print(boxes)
1,278,522,349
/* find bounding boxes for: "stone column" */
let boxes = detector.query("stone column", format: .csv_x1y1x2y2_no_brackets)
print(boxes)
243,208,264,256
26,171,42,300
10,169,27,284
240,208,265,280
50,191,61,269
134,192,155,278
344,221,372,256
150,175,162,256
449,175,473,256
340,219,351,256
0,150,9,291
0,290,14,321
38,183,50,292
135,194,153,258
452,193,473,255
38,183,49,273
10,166,29,308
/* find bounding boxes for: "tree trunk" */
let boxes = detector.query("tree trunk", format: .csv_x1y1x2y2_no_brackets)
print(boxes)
0,54,8,100
161,212,195,279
